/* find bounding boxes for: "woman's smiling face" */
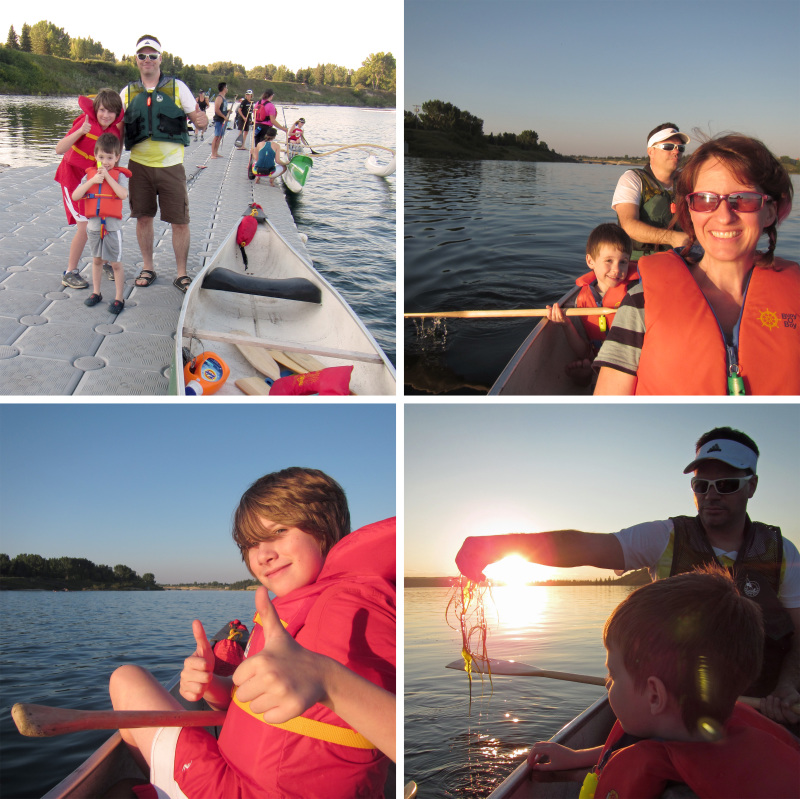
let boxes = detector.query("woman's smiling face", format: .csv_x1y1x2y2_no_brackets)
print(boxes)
689,158,776,266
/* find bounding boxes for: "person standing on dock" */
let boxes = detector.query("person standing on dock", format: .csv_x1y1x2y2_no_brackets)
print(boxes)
456,427,800,726
194,90,209,141
611,123,692,260
236,90,254,136
120,35,208,292
210,82,231,159
253,89,288,146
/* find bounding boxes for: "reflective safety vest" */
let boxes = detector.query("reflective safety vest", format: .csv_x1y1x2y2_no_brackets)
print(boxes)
83,166,132,222
635,251,800,395
122,74,189,149
659,514,794,697
582,704,800,799
575,267,639,349
622,166,679,259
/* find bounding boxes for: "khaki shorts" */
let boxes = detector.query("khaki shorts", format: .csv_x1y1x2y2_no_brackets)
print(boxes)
129,161,189,225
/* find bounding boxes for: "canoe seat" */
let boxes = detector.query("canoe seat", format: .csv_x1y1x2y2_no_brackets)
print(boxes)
202,268,322,304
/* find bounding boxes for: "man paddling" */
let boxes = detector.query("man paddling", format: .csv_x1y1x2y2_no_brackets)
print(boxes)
611,123,691,260
456,427,800,725
120,35,208,293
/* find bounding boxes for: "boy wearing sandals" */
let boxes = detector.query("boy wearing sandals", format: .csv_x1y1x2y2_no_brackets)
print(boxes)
71,134,129,314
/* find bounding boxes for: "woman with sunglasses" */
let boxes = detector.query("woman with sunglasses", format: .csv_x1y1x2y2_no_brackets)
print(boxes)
455,426,800,725
612,123,693,260
595,133,798,395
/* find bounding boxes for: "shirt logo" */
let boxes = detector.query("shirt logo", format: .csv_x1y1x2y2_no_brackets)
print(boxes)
743,578,760,598
182,760,193,772
708,443,722,453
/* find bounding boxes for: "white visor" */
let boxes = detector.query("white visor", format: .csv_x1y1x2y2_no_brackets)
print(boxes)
683,439,758,474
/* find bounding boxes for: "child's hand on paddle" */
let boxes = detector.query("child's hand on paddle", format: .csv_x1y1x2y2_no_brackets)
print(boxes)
179,619,215,702
232,586,329,722
546,303,567,324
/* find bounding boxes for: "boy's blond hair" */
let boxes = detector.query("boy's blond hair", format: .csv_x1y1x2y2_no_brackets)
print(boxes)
603,566,763,732
93,88,123,118
95,132,122,159
232,467,350,573
586,223,632,261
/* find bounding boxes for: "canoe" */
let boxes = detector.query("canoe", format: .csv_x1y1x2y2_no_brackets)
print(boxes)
174,206,396,396
488,284,594,396
41,622,249,799
486,695,702,799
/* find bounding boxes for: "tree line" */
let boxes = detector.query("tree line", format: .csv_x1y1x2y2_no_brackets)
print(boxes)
405,99,554,153
4,22,395,91
0,553,156,588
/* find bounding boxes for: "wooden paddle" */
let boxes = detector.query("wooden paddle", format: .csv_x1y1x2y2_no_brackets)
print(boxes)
405,308,615,320
11,703,226,738
231,329,282,381
445,658,800,715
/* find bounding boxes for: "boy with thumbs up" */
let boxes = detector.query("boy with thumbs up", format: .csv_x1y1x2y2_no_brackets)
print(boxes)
109,467,395,799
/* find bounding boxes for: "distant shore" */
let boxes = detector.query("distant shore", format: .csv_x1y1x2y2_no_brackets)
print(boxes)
405,570,651,588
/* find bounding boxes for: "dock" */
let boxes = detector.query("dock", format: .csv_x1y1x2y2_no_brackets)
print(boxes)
0,131,309,395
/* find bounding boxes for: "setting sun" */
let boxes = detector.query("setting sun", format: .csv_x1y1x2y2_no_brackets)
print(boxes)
484,555,554,586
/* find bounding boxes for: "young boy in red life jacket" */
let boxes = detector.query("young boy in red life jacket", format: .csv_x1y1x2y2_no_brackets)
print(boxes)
546,223,638,386
527,568,800,799
109,467,395,799
55,89,125,290
71,133,131,314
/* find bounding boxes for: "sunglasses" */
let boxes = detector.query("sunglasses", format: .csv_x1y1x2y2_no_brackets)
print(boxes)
137,53,159,61
685,191,773,213
652,142,685,152
691,476,752,495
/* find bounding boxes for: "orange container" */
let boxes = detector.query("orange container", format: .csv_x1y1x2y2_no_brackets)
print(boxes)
183,352,230,395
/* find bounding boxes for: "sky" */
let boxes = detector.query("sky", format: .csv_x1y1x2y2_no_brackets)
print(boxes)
0,404,396,584
405,403,800,579
5,1,400,72
405,0,800,158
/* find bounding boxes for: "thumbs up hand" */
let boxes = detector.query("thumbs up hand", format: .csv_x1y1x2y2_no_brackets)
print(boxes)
231,586,330,722
179,619,216,703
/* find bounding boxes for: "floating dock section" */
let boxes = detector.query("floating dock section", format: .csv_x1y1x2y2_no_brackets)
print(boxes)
0,133,308,395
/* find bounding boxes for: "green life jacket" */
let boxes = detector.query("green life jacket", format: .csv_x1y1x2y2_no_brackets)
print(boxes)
123,74,189,150
663,515,793,697
624,165,679,259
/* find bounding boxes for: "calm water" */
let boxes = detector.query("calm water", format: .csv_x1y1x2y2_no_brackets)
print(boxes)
404,585,634,798
0,590,255,798
0,97,396,363
404,158,800,393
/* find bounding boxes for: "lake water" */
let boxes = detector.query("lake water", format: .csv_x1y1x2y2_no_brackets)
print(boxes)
0,590,256,798
404,585,634,798
404,158,800,394
0,97,396,364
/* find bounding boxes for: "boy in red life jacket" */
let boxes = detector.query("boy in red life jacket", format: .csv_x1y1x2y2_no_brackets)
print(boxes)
55,89,124,290
71,134,131,314
527,568,800,799
109,467,395,799
546,223,638,386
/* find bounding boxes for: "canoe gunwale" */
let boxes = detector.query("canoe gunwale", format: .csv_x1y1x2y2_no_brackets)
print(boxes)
486,694,611,799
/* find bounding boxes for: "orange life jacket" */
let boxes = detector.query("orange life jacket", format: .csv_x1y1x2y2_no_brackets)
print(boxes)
635,251,800,395
83,166,132,222
575,267,639,347
588,704,800,799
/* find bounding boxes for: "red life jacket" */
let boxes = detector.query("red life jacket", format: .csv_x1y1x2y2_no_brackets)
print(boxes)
636,251,800,395
83,166,132,222
54,96,124,224
590,703,800,799
175,518,396,799
575,267,639,347
288,125,303,142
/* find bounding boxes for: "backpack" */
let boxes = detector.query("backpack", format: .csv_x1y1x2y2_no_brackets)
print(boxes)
254,100,268,124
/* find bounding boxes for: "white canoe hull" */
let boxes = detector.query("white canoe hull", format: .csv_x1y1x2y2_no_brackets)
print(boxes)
175,211,396,396
488,285,593,396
